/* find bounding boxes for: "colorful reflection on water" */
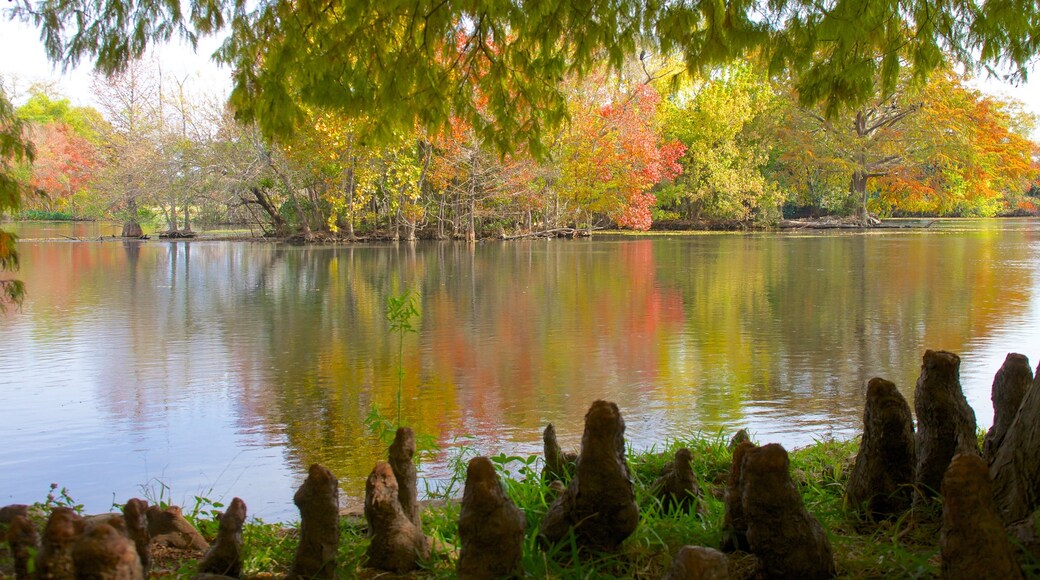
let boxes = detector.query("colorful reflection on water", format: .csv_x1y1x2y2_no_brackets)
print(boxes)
2,220,1038,520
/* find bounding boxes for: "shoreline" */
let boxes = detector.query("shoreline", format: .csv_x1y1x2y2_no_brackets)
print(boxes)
9,215,1036,245
3,430,1033,579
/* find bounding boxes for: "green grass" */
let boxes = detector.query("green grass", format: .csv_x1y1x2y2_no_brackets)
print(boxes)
192,434,934,579
17,210,78,221
5,434,1038,579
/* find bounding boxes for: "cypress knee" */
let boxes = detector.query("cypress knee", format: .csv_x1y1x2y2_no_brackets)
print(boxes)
982,353,1032,463
71,523,143,580
364,461,430,573
539,400,638,551
743,444,835,579
37,507,84,580
720,441,755,552
289,464,340,579
457,456,525,579
941,453,1022,580
122,498,150,577
845,378,915,518
6,514,39,580
389,427,422,531
914,350,978,498
198,497,247,578
990,360,1040,522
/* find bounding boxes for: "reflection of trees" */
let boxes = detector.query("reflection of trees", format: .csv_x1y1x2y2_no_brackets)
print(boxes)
8,225,1037,500
652,228,1036,436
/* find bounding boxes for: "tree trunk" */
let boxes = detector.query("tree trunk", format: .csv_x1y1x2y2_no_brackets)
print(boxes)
121,220,144,238
850,170,869,226
466,198,476,242
249,187,289,234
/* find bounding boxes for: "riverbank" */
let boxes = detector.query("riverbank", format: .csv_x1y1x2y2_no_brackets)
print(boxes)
3,433,1017,579
8,215,1004,244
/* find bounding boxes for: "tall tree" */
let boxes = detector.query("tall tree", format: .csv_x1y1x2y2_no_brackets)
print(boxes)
556,77,684,231
873,74,1038,217
658,61,781,222
25,121,98,212
772,75,930,223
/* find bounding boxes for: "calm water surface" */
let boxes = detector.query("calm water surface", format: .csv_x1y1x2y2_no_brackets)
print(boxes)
2,220,1039,520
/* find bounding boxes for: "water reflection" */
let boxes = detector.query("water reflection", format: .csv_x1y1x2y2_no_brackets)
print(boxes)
1,220,1038,520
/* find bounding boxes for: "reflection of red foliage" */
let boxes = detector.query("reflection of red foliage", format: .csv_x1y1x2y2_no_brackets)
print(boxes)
609,240,685,381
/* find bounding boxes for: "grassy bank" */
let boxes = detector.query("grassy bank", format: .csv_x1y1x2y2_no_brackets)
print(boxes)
4,433,1037,578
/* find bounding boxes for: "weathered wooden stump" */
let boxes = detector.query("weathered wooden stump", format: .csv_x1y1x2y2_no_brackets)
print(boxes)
542,423,577,482
146,505,209,550
0,504,30,526
728,428,751,451
71,522,144,580
941,453,1022,580
122,498,150,576
121,220,144,238
845,378,916,518
539,400,639,551
982,353,1033,463
743,444,835,579
721,441,755,552
661,545,729,580
457,456,526,579
914,350,979,498
388,427,422,532
990,359,1040,523
6,514,39,580
1007,510,1040,563
364,461,429,573
37,507,84,580
289,464,340,579
652,448,703,514
198,497,247,578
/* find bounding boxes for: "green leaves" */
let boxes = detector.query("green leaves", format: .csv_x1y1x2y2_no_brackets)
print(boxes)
385,289,420,336
10,0,1040,162
0,86,33,311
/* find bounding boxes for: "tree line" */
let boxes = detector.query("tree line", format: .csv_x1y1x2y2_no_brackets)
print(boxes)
4,56,1038,241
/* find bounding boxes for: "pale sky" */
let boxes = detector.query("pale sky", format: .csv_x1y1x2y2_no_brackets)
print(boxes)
2,14,1038,139
0,16,230,105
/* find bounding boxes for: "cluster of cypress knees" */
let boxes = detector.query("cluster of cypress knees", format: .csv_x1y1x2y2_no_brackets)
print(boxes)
3,349,1040,579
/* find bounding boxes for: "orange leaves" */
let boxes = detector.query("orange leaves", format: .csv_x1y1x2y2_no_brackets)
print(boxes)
873,72,1038,217
558,79,684,230
27,122,98,209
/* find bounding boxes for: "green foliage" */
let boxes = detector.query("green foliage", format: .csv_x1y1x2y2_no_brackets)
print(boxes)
385,289,421,426
18,209,76,220
34,482,85,515
659,61,783,222
1,84,33,311
12,0,1040,156
15,90,108,143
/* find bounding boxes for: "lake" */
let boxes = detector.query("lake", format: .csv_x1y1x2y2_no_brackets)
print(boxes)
2,219,1039,521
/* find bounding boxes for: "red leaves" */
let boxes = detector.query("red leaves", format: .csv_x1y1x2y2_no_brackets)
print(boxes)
28,122,98,208
561,81,684,230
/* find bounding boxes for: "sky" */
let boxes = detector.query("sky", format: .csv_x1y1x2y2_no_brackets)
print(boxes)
0,16,230,105
1,15,1038,139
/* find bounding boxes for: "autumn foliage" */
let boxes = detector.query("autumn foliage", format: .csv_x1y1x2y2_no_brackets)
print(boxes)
873,75,1037,217
27,122,98,211
558,82,685,230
